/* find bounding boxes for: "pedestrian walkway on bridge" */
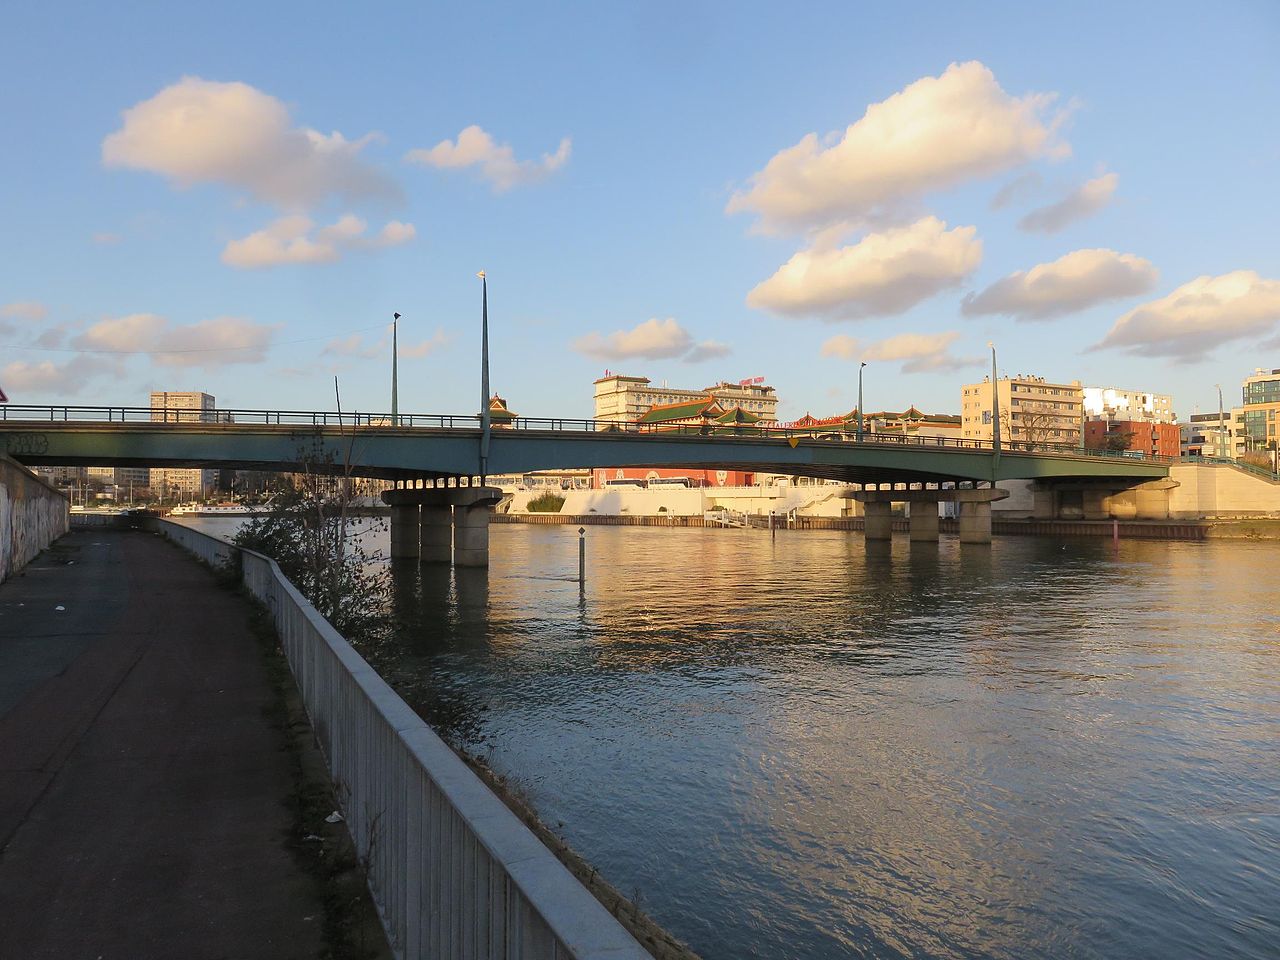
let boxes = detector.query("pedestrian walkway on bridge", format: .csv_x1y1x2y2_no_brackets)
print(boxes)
0,530,353,958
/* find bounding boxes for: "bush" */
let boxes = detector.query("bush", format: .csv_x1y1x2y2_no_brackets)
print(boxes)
527,491,565,513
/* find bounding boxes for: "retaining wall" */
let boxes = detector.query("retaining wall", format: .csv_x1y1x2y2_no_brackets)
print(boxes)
0,455,69,583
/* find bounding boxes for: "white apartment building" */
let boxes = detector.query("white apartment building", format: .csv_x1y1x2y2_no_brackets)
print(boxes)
1083,386,1176,424
592,374,779,426
148,391,219,499
961,375,1085,447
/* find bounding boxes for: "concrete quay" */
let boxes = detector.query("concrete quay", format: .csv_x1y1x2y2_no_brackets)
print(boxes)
0,530,328,959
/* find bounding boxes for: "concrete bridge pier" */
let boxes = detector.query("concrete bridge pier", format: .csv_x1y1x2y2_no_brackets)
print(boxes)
419,504,453,564
383,486,502,567
853,487,1009,545
863,501,894,541
908,505,939,542
389,504,421,559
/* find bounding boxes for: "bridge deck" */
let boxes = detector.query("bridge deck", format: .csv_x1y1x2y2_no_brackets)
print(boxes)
0,406,1172,485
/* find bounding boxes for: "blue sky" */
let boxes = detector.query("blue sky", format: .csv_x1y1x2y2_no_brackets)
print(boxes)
2,1,1278,421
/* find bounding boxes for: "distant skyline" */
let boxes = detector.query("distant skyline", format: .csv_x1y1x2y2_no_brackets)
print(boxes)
2,2,1278,420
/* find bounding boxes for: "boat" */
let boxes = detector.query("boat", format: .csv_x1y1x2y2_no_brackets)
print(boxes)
169,501,275,517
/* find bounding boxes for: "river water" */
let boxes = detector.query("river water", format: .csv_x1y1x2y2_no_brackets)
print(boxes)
182,518,1280,960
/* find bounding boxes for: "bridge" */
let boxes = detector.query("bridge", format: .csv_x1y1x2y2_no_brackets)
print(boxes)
2,404,1173,559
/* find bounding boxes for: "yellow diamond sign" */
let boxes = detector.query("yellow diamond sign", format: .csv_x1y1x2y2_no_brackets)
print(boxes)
788,436,800,448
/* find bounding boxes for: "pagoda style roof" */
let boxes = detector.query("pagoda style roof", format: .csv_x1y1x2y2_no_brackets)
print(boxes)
715,406,762,425
637,396,724,423
488,394,517,422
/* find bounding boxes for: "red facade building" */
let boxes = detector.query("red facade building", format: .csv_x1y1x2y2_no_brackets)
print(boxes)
1084,419,1180,458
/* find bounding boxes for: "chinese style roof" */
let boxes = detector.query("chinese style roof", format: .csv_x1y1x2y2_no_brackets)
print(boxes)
637,396,725,423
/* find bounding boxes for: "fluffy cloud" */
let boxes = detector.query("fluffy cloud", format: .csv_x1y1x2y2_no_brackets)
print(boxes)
822,331,983,373
747,217,981,319
221,214,415,268
572,318,695,361
1,301,49,321
1094,271,1280,358
989,170,1043,211
406,125,571,192
400,329,450,359
0,356,119,396
727,61,1068,232
102,77,398,209
962,248,1158,321
1018,172,1117,233
72,313,277,368
683,340,732,363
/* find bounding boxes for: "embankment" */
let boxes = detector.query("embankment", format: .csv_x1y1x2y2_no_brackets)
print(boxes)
0,454,69,583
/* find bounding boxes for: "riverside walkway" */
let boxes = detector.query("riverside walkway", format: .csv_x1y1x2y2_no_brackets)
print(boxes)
0,529,324,958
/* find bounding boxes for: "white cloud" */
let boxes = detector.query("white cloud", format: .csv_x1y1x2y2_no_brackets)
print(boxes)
405,125,571,192
572,318,694,361
74,312,168,350
747,216,981,319
221,214,415,268
684,340,732,363
1094,270,1280,358
151,316,276,367
1018,172,1117,233
822,331,983,374
727,61,1069,232
962,248,1158,321
1,301,49,321
989,170,1043,210
71,313,277,368
1,356,119,396
401,329,450,359
102,76,398,209
324,333,382,359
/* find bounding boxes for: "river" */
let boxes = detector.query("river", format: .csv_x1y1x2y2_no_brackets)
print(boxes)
180,517,1280,960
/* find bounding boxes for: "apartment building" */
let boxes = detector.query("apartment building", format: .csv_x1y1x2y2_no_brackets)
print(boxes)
1083,386,1176,424
592,374,778,426
961,375,1084,447
148,391,220,499
1241,368,1280,452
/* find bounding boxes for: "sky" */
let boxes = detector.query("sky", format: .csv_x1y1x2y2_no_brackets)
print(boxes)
2,1,1279,422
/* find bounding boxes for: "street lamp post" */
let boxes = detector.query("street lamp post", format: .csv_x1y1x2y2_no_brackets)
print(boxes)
989,342,1001,477
1215,383,1225,459
391,312,401,426
856,361,867,440
478,272,491,484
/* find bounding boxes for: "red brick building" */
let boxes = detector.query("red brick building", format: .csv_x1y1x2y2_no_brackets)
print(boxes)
1084,419,1180,458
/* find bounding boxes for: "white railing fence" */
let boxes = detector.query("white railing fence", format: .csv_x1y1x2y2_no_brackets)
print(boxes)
152,520,649,960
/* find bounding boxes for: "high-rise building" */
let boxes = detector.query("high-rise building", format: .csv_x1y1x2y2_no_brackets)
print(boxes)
592,374,779,426
960,375,1084,447
149,391,219,499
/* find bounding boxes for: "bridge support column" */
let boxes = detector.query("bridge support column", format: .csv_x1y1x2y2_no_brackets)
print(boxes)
419,504,453,563
908,504,940,542
863,501,894,541
390,504,421,559
958,499,993,544
453,503,491,567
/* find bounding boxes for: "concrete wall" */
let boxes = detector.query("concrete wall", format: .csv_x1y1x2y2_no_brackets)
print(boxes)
1168,462,1280,518
0,454,70,583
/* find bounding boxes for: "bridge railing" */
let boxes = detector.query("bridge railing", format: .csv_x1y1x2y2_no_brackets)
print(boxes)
0,404,1174,464
148,518,649,960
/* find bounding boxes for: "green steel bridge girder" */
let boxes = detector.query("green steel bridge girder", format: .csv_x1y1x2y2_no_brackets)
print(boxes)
0,422,1171,485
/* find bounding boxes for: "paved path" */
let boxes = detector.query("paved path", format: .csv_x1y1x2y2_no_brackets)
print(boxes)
0,529,324,959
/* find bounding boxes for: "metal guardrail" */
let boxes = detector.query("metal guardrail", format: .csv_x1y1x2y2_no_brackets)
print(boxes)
1180,455,1280,482
0,404,1173,464
150,519,649,960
